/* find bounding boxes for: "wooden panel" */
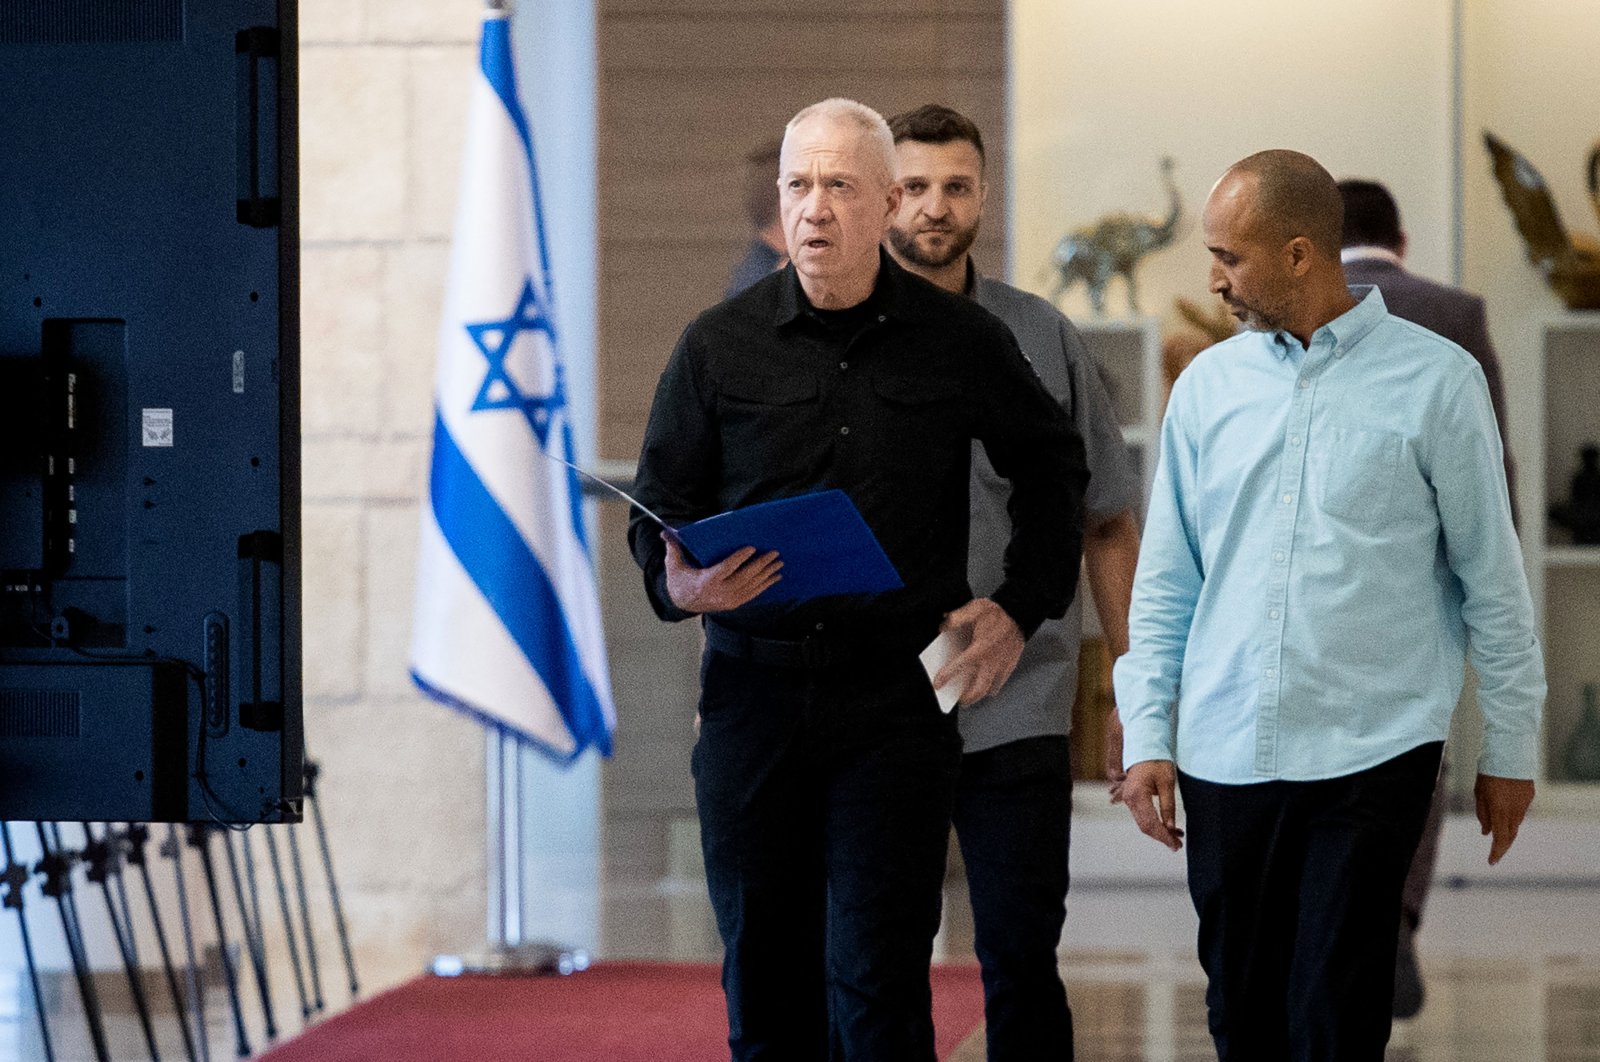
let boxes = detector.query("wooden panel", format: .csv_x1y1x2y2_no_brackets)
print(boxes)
605,0,988,14
599,75,1007,165
603,16,1002,74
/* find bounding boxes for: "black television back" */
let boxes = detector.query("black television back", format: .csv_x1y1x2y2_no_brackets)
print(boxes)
0,0,301,824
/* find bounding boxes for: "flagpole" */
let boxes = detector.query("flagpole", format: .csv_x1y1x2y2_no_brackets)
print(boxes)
420,0,606,981
416,0,601,978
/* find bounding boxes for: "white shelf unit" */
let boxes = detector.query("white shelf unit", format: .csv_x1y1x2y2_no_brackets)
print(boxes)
1531,312,1600,799
1077,316,1164,519
1071,319,1164,798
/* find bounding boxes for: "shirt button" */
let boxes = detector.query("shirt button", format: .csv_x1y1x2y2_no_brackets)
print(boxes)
815,622,825,631
1281,493,1293,504
1274,551,1285,563
1299,379,1310,390
877,315,886,323
1269,609,1280,620
1290,435,1302,446
839,361,849,371
1266,668,1277,679
839,425,850,436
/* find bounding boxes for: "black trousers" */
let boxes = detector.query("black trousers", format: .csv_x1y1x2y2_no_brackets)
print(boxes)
1180,741,1444,1062
952,735,1075,1061
692,648,963,1062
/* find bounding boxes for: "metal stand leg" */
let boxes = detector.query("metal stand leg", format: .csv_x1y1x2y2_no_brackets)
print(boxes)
37,823,110,1062
166,826,211,1062
285,824,325,1014
128,823,198,1062
304,761,359,999
221,829,277,1041
264,827,312,1023
2,822,54,1062
189,825,250,1059
82,823,161,1060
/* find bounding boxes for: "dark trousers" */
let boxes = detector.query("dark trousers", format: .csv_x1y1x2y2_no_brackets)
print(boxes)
1401,748,1449,930
692,648,963,1062
1179,741,1443,1062
952,735,1074,1061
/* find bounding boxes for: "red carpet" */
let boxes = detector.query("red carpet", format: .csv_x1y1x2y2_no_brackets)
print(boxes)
258,961,985,1061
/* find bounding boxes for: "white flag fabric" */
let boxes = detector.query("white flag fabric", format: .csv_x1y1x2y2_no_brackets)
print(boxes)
410,11,614,762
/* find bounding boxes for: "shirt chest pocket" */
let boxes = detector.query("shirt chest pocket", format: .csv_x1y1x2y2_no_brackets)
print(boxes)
870,374,967,475
1310,426,1403,523
718,373,820,471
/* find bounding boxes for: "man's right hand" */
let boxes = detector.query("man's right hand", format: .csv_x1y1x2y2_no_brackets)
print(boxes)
1123,759,1184,851
1105,708,1128,805
663,533,782,614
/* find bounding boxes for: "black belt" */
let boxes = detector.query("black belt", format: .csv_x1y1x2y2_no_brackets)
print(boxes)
704,619,876,670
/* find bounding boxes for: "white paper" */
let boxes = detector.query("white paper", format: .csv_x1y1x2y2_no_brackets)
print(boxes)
920,628,971,713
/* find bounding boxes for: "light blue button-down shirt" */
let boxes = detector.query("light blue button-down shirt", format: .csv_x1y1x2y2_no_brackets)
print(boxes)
1114,287,1544,783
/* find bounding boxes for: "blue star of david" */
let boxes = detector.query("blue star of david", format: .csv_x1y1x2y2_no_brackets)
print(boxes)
466,278,566,448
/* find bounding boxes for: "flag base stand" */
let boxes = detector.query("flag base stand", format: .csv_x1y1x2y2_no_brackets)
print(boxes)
428,940,591,978
432,732,595,982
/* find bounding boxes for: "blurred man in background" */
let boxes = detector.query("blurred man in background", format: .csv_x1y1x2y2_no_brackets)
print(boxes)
727,138,788,296
1338,177,1521,1020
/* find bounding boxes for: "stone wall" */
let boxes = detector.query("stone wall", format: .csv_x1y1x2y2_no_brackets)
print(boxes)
296,0,487,994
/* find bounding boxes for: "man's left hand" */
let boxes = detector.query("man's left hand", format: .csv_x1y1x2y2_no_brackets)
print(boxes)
935,598,1024,706
1475,773,1535,865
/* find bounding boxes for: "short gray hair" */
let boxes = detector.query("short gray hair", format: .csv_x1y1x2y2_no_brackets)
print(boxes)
783,98,896,182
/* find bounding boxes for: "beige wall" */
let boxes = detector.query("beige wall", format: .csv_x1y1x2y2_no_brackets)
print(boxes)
1010,0,1456,324
297,1,486,995
1462,2,1600,785
1462,1,1600,532
1011,0,1600,515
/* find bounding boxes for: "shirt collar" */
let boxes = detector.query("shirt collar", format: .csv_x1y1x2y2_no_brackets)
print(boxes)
1340,245,1404,268
1266,285,1388,362
773,247,915,327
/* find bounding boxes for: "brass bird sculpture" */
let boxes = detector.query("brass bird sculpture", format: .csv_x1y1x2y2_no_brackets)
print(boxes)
1484,131,1600,310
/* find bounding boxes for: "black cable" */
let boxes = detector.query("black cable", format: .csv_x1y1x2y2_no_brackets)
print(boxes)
30,622,271,829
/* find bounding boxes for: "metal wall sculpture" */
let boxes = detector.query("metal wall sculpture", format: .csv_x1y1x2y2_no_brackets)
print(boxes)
1484,132,1600,310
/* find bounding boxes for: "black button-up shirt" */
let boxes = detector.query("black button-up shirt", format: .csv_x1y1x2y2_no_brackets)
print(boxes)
628,251,1088,646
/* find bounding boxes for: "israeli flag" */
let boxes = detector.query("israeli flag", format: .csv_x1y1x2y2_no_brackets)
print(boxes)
410,10,614,762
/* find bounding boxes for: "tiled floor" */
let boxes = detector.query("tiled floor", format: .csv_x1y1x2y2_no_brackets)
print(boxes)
6,878,1600,1059
603,876,1600,1061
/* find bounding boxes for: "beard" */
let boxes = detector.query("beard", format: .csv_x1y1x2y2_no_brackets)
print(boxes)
1224,295,1286,334
887,220,979,270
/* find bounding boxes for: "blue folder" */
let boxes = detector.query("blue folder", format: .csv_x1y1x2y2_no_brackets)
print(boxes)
673,489,903,604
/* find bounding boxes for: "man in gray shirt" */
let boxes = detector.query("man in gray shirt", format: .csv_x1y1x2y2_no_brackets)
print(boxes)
886,104,1142,1060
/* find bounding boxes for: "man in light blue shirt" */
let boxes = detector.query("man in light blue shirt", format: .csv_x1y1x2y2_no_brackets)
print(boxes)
1114,150,1544,1060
